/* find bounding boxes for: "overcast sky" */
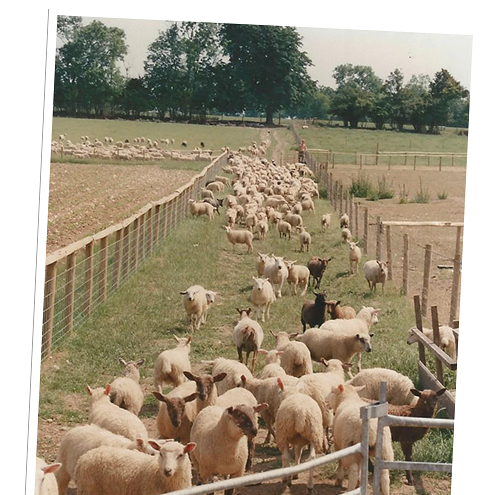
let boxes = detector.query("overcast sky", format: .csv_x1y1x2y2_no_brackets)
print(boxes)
77,16,472,89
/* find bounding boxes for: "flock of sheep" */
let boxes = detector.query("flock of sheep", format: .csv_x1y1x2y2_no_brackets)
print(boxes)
36,148,456,495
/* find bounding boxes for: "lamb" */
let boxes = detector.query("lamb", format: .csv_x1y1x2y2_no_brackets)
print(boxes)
233,307,264,372
326,383,394,495
250,276,276,322
299,329,373,378
86,385,149,441
74,441,196,495
35,458,61,495
255,252,272,277
284,211,304,228
297,226,312,252
325,299,357,320
257,349,286,379
223,225,254,253
285,260,310,296
109,358,145,416
301,291,328,332
153,335,192,393
189,403,268,493
181,140,188,147
388,388,447,485
188,199,214,221
256,218,269,240
53,424,160,494
347,368,419,405
270,329,313,378
321,213,332,231
341,227,352,243
340,213,350,229
275,379,323,493
407,325,457,360
277,220,292,239
264,255,289,298
363,259,389,293
153,382,199,442
348,241,362,275
301,197,316,214
183,370,227,411
201,357,253,395
307,256,332,289
180,285,208,331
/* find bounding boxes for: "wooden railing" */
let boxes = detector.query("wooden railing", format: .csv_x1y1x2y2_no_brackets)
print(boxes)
41,152,228,360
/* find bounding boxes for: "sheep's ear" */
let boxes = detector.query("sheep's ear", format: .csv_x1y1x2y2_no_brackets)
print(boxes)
153,392,168,403
236,307,242,314
289,332,299,339
336,301,341,307
183,392,199,403
277,378,285,393
86,384,92,395
277,350,284,356
135,359,145,367
254,403,268,413
320,358,328,367
411,389,422,397
354,385,366,393
239,375,247,387
437,388,447,396
179,291,188,295
227,406,234,415
184,443,196,454
173,335,181,342
148,440,162,451
184,371,196,381
373,308,381,314
342,362,353,371
42,463,62,475
135,438,146,449
258,349,269,355
213,372,227,383
118,358,127,366
186,336,192,345
370,333,375,338
105,384,112,395
337,384,345,393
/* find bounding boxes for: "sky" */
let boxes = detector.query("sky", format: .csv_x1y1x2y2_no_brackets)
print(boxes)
78,16,472,89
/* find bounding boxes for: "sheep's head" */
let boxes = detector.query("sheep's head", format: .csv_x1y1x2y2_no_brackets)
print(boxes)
376,260,389,275
326,383,366,412
313,291,328,304
180,287,200,301
149,440,196,478
252,277,269,291
348,241,360,251
153,392,198,428
183,371,227,401
237,307,252,318
173,335,192,349
118,358,144,381
411,388,446,416
226,403,267,439
274,256,287,271
407,327,419,345
355,333,373,353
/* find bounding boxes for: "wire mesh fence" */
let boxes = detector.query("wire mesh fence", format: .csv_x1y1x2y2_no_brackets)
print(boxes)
41,152,228,360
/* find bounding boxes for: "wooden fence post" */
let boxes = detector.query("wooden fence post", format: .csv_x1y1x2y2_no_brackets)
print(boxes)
349,193,353,223
99,237,108,302
449,224,463,324
376,216,382,260
333,181,338,211
404,153,408,167
42,262,57,358
355,202,359,238
413,155,417,170
431,306,444,384
413,295,426,366
161,203,168,239
132,218,139,272
422,244,433,316
376,141,379,165
112,229,123,290
364,207,369,254
439,156,442,172
386,225,392,280
83,241,94,316
403,233,409,295
338,184,343,215
388,155,392,171
121,225,130,280
64,252,76,336
154,204,161,248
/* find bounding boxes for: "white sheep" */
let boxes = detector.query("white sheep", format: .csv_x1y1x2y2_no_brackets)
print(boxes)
250,276,276,322
255,252,272,277
53,424,158,494
407,325,457,360
256,219,269,240
35,458,61,495
340,213,350,229
188,199,214,221
270,330,313,377
341,227,352,243
153,335,192,393
321,213,332,231
201,357,253,395
190,403,267,491
233,307,264,373
296,226,312,252
363,259,389,293
277,220,292,239
299,330,373,379
109,358,144,416
275,380,323,492
180,285,208,331
257,349,286,379
223,225,254,253
348,241,362,275
264,255,289,298
86,385,149,441
285,260,310,296
74,441,196,495
347,368,419,405
326,383,394,495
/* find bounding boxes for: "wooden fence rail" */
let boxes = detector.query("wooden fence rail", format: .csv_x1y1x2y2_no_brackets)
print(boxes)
41,152,228,360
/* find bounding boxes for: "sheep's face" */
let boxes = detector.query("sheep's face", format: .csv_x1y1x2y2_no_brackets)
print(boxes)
174,336,192,349
184,372,227,401
153,393,196,428
154,441,196,478
227,404,267,439
407,328,419,345
252,277,269,291
356,334,372,352
274,257,286,271
411,389,446,416
205,291,217,304
377,261,388,275
348,242,359,252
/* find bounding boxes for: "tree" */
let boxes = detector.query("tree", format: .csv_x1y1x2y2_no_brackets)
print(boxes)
403,74,431,133
428,69,468,133
120,77,151,117
220,24,314,125
331,64,383,128
55,20,127,116
287,85,332,120
56,15,82,43
384,68,406,130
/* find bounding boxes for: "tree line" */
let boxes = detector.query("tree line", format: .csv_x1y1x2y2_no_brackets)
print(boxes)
54,17,469,132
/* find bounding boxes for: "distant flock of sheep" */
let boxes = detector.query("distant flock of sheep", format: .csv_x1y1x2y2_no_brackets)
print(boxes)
36,147,455,495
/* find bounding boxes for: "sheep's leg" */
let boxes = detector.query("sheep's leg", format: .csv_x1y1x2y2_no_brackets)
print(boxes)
357,352,362,372
347,461,359,492
237,346,243,363
306,445,316,493
401,442,415,485
245,351,250,367
265,302,270,320
292,445,304,480
335,459,345,486
282,446,292,485
246,437,254,471
251,351,257,374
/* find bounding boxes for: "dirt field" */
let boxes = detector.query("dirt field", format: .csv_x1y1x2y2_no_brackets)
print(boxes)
330,165,466,326
46,163,197,253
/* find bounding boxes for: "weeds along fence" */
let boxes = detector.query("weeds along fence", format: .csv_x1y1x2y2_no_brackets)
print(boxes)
41,152,228,361
163,382,454,495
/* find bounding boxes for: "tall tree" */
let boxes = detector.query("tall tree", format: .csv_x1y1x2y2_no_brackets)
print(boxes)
220,24,314,125
403,74,431,133
331,64,383,128
384,68,406,130
120,77,151,117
